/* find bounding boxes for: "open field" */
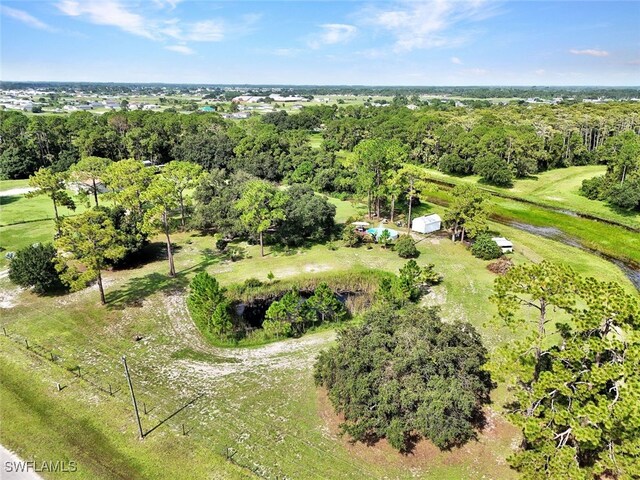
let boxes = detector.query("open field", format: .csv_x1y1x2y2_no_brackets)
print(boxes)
0,182,96,266
422,165,640,230
416,169,640,267
0,182,635,479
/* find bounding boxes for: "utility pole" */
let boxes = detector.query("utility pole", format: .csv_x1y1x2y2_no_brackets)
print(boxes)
122,355,144,439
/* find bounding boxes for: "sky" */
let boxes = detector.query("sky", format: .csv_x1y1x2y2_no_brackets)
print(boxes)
1,0,639,86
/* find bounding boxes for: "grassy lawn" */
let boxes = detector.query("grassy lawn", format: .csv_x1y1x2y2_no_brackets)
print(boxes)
422,183,640,266
422,166,640,230
0,180,635,479
0,190,94,267
0,203,634,479
0,179,30,191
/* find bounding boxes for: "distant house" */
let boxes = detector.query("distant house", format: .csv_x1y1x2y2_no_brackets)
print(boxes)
269,94,306,102
232,95,264,103
222,112,251,119
63,104,93,111
491,237,513,253
411,214,442,234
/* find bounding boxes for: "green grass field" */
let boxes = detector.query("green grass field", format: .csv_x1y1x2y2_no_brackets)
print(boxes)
0,182,95,266
421,165,640,230
0,181,635,479
416,168,640,266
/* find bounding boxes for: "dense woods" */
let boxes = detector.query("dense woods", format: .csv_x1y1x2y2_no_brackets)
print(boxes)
2,101,638,211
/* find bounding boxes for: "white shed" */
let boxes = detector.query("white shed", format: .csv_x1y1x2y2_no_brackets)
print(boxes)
411,214,442,234
491,237,513,253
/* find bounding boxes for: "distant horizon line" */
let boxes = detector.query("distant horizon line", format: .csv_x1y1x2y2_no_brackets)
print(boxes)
1,80,639,89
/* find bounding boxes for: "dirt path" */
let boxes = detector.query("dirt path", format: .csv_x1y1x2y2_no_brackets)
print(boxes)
0,187,35,197
159,291,334,393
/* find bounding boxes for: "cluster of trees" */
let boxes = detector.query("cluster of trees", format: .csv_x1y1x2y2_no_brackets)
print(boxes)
18,159,203,303
194,175,336,254
15,154,337,300
186,272,346,341
490,261,640,479
262,284,346,338
315,305,492,452
581,131,640,210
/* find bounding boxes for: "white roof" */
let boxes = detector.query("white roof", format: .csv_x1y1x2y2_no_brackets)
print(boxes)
491,237,513,247
415,214,442,223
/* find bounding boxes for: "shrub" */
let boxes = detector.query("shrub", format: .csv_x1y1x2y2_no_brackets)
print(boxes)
395,235,419,258
580,175,606,200
315,305,492,452
187,272,233,338
342,225,361,247
216,238,228,251
608,177,640,210
8,243,65,294
379,260,443,305
243,278,263,289
471,234,503,260
473,154,513,186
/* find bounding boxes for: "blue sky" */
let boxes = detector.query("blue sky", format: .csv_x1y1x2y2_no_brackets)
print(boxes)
1,0,639,85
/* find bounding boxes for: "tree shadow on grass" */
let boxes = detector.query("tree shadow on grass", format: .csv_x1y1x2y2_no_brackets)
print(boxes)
112,242,183,271
106,272,189,310
0,195,21,206
105,247,229,310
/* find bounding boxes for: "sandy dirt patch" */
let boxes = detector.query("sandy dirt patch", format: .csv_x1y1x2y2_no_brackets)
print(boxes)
0,187,35,197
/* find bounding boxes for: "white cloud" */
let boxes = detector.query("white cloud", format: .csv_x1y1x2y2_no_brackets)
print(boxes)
309,23,357,49
56,0,155,39
362,0,501,52
535,69,545,75
55,0,258,46
451,56,462,64
153,0,182,10
0,5,55,31
178,20,224,42
165,44,194,55
569,48,609,57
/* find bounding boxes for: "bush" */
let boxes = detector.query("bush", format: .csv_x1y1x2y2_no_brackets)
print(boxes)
607,177,640,210
186,272,233,338
216,238,228,252
243,278,263,289
580,175,606,200
473,154,513,186
315,305,492,452
8,243,65,294
342,225,361,247
471,234,503,260
395,235,419,258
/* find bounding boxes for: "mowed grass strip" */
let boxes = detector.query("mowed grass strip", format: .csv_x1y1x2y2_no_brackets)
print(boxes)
422,165,639,230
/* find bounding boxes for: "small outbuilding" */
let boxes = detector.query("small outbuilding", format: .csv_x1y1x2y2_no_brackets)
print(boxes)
411,214,442,234
491,237,513,253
